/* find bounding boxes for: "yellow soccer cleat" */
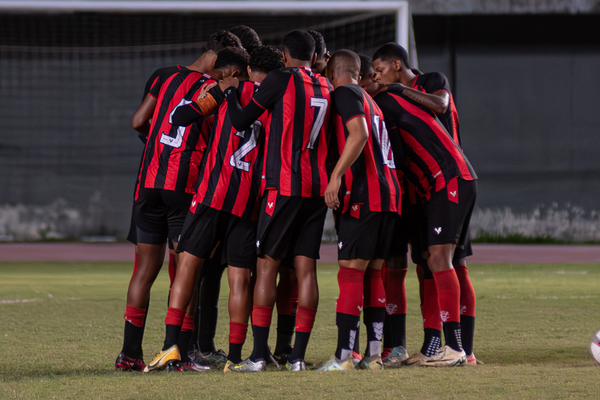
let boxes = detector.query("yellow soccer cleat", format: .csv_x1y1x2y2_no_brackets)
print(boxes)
143,345,181,372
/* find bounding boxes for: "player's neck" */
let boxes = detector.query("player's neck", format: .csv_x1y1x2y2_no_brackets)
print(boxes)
400,69,417,87
187,52,217,73
286,59,312,69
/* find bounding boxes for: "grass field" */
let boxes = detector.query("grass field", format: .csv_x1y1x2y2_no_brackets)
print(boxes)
1,260,600,399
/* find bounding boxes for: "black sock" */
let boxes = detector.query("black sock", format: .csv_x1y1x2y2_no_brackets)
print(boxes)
353,326,361,354
122,321,144,359
460,315,475,355
289,331,310,362
177,330,192,362
250,325,270,361
383,313,406,349
335,313,360,360
196,261,225,353
420,328,442,357
274,314,295,355
363,307,386,357
228,343,243,364
443,321,463,352
163,324,181,351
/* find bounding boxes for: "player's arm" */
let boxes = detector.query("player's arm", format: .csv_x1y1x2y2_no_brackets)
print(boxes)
325,87,369,210
221,71,286,132
131,94,157,136
170,82,225,126
388,83,449,115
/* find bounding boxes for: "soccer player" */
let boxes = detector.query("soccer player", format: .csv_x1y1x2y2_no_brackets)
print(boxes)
316,50,401,371
373,43,478,367
307,30,331,74
229,25,262,54
118,45,244,373
221,30,332,372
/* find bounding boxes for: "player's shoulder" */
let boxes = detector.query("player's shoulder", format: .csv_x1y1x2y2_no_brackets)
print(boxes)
417,71,450,91
333,84,363,101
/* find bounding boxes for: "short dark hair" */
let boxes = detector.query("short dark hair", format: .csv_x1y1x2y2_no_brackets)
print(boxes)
372,43,410,68
229,25,262,54
213,46,250,70
329,49,361,80
282,30,315,62
307,30,326,58
359,54,373,79
206,30,242,53
249,45,284,74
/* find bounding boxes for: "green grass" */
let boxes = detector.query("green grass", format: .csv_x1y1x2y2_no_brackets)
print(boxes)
1,261,600,399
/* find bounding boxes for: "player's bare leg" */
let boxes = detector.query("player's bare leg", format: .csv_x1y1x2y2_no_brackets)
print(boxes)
226,266,253,365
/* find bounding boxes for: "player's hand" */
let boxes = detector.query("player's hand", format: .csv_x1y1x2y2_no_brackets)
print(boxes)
219,76,239,91
324,176,342,210
197,82,217,100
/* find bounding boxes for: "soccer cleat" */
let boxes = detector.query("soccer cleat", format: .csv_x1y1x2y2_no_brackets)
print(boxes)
358,354,383,370
115,352,146,372
223,360,235,373
423,346,467,367
192,349,228,368
404,352,435,367
382,346,409,368
178,360,212,372
273,351,290,365
143,345,181,372
466,353,484,366
382,347,392,360
351,351,362,366
227,358,267,373
266,349,281,369
316,356,355,372
286,359,307,372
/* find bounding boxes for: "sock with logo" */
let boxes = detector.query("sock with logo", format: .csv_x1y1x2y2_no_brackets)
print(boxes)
363,269,386,357
420,277,443,356
455,264,476,355
433,269,462,352
250,305,273,362
289,306,317,362
383,267,408,349
335,267,365,360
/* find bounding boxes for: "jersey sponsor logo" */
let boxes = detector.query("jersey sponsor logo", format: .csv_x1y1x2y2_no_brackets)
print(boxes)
386,303,398,315
434,227,442,235
440,310,450,322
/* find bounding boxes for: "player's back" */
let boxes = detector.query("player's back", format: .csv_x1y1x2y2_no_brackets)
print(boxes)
138,70,215,195
195,80,267,219
255,66,332,197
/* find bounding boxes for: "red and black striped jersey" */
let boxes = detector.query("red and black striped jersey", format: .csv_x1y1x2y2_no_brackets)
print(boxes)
192,80,268,219
375,85,477,201
411,70,462,147
143,65,187,101
331,84,400,214
226,66,333,197
136,71,215,197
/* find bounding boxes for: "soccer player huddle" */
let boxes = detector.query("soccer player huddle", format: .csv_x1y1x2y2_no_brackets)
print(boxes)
115,25,481,374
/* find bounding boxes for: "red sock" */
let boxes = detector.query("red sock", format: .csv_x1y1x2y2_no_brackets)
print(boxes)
364,269,386,309
131,253,139,280
181,315,194,332
124,305,146,327
252,305,273,328
276,278,299,316
295,306,317,333
336,267,365,316
423,279,441,330
454,265,476,317
416,265,425,308
168,254,177,288
229,322,248,344
433,269,461,324
384,268,407,315
165,307,186,327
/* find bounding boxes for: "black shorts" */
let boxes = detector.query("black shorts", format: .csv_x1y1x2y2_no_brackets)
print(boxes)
453,228,473,262
388,205,409,258
256,190,327,260
177,204,257,269
425,177,477,248
405,201,428,265
133,188,193,244
336,207,398,261
126,210,137,245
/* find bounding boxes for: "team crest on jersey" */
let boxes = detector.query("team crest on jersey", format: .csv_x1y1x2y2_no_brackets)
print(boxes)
350,203,361,219
440,310,450,322
386,303,398,315
434,227,442,235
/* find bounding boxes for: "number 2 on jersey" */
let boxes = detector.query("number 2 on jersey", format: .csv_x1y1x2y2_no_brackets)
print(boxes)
229,121,262,172
306,97,329,149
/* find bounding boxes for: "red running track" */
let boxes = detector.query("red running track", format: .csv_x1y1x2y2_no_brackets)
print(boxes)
1,243,600,263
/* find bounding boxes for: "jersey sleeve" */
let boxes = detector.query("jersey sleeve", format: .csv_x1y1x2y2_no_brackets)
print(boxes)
333,85,365,126
249,70,289,110
422,72,451,94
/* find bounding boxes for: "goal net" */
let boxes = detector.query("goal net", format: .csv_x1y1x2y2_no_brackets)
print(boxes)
0,1,415,239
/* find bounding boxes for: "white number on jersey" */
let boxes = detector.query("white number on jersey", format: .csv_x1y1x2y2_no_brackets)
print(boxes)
229,121,262,172
160,98,193,148
373,115,395,169
306,97,329,149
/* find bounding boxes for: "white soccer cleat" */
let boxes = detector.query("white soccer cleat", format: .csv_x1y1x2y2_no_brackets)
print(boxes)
423,345,467,367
